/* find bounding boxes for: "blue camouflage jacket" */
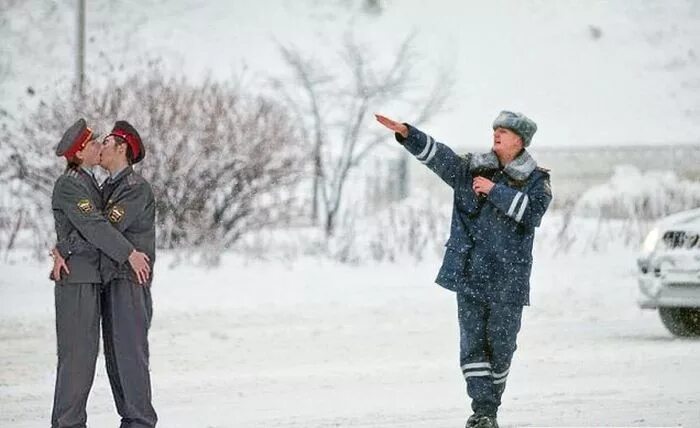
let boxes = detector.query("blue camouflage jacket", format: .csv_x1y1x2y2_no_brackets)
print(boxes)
397,124,552,305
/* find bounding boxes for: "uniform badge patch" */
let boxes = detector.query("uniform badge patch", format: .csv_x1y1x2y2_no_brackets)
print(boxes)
77,199,94,214
108,205,125,223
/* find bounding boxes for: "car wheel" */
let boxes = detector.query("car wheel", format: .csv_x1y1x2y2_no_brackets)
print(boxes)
658,307,700,337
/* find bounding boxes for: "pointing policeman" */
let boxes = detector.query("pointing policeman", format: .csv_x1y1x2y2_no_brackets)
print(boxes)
376,111,552,428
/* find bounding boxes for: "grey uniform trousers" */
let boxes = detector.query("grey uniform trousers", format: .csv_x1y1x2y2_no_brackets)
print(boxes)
51,280,157,428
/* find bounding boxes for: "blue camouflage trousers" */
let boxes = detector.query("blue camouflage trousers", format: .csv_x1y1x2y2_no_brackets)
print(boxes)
457,293,524,417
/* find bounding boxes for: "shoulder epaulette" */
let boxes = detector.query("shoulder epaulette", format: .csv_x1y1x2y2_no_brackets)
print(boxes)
64,168,80,179
536,166,551,173
126,172,144,187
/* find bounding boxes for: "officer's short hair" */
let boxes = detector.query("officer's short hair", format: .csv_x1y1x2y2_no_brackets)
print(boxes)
66,158,83,170
115,138,135,165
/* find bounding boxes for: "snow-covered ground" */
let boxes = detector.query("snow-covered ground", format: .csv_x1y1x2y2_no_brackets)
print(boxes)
1,247,699,427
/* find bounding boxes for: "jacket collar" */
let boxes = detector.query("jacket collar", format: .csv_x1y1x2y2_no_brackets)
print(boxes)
108,165,133,184
76,166,100,189
469,149,537,181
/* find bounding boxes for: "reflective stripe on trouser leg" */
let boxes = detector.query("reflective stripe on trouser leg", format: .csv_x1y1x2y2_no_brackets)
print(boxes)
457,293,498,417
102,278,157,428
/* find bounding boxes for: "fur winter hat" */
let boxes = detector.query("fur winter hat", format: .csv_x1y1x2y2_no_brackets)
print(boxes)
492,111,537,147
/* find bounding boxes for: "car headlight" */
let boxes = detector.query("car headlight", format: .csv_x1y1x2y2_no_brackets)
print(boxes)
642,227,661,255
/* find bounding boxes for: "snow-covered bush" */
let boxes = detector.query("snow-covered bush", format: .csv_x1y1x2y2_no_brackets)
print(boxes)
329,165,700,260
229,193,451,264
233,164,700,262
345,195,450,263
0,70,307,258
573,165,700,220
555,165,700,251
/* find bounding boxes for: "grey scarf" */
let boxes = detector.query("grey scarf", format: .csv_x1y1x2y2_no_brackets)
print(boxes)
468,149,537,181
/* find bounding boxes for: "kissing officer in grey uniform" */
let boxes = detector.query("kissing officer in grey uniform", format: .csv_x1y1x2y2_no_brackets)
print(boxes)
50,119,156,428
96,120,158,428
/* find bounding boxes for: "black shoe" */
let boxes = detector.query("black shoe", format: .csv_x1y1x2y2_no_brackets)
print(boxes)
465,414,481,428
471,415,499,428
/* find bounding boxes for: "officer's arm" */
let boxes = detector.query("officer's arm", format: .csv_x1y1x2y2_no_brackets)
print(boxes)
54,177,135,263
55,230,96,259
486,173,552,229
107,182,154,232
395,124,468,189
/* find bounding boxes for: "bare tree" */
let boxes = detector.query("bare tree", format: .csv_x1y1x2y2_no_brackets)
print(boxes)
274,34,453,236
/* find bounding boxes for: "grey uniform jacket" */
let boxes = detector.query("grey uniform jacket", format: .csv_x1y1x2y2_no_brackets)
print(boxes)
99,166,156,284
52,168,134,284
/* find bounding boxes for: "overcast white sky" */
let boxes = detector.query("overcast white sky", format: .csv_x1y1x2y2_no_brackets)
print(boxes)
2,0,699,148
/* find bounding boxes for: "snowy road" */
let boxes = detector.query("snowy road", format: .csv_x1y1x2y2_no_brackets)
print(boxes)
2,250,699,427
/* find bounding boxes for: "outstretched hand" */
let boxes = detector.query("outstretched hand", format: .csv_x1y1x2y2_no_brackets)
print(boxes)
375,114,408,138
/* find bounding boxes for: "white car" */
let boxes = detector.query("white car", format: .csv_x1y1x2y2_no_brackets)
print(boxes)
637,208,700,336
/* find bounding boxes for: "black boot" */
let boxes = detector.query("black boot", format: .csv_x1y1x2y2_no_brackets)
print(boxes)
465,413,481,428
471,415,499,428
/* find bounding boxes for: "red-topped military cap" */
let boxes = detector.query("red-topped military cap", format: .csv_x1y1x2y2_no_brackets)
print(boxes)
107,120,145,164
55,118,96,159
